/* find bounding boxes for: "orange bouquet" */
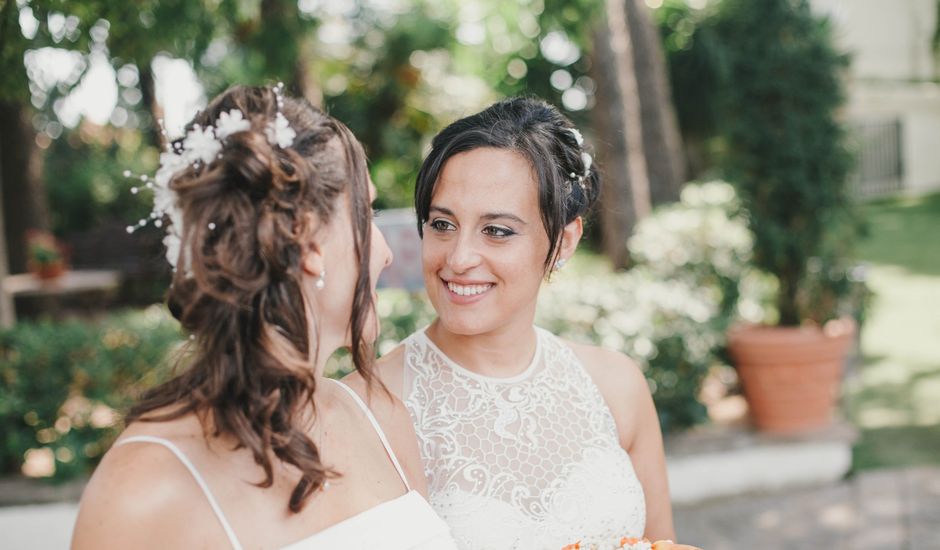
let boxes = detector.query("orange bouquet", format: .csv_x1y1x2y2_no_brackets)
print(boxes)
562,537,702,550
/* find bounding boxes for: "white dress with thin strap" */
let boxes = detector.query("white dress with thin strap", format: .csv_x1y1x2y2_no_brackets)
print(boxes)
115,379,459,550
402,326,647,550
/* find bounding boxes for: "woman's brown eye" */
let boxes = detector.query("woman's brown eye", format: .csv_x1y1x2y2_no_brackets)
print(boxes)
484,226,514,238
430,219,455,232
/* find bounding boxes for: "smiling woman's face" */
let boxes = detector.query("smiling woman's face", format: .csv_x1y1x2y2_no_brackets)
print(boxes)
422,147,550,337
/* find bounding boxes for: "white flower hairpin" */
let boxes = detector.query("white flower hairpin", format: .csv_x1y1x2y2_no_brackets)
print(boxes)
266,113,296,149
265,82,296,149
216,109,251,139
124,83,296,273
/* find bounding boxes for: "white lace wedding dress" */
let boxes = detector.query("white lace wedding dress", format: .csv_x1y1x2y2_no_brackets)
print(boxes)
402,326,646,550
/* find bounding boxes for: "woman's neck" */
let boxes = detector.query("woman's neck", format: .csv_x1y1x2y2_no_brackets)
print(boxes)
426,318,538,378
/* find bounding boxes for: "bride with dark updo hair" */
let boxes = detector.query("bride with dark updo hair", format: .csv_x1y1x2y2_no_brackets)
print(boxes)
72,85,458,550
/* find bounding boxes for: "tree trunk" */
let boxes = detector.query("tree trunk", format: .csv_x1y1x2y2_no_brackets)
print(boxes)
624,0,686,204
0,152,14,328
138,61,166,150
292,37,323,108
590,0,652,270
0,99,50,274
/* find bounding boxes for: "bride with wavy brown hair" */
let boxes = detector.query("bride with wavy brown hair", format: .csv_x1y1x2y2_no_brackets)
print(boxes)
71,85,458,549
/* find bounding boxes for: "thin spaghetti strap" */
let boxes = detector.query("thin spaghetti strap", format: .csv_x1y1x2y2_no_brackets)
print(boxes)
115,435,244,550
329,379,412,491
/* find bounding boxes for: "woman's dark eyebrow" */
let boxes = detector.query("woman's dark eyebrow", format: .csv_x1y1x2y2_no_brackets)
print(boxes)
481,212,527,225
429,205,526,225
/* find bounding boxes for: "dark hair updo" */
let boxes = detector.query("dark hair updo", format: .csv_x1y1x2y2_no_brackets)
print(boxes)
128,85,374,513
414,96,600,269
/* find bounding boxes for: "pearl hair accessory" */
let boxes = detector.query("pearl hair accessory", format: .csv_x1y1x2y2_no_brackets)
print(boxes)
567,128,593,192
124,83,296,273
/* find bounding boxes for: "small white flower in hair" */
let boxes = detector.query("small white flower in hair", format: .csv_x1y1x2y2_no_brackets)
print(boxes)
568,128,584,146
154,151,186,186
581,151,593,175
163,231,181,269
266,112,296,149
183,125,222,164
216,109,251,139
152,184,176,218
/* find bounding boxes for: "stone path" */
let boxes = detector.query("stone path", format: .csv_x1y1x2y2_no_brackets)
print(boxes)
674,466,940,549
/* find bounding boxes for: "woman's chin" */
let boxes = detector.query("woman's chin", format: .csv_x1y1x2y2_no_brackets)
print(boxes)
436,314,492,338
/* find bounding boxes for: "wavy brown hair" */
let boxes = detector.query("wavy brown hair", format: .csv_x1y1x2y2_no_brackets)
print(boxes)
127,85,375,512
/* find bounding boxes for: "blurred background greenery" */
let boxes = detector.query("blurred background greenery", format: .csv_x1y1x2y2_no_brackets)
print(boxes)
0,0,937,484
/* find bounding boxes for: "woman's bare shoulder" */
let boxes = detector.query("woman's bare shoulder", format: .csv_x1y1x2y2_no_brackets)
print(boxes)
335,369,427,495
339,364,413,438
72,428,215,549
563,338,647,391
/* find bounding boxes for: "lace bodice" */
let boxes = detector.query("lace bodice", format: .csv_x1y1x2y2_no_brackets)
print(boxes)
402,327,646,550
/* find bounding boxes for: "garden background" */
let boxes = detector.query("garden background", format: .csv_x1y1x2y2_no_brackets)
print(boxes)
1,0,939,547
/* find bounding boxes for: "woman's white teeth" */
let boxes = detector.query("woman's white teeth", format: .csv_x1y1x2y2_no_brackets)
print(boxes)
447,282,492,296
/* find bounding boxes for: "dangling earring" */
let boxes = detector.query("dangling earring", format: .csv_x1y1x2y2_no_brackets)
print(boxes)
554,258,567,270
315,269,326,290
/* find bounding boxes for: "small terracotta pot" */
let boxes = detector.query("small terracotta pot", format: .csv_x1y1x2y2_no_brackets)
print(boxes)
727,317,856,434
31,261,67,280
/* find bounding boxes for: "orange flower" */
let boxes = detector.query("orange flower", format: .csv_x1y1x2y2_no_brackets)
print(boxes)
561,536,701,550
651,540,702,550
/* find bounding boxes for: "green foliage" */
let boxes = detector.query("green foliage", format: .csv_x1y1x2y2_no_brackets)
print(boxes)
0,308,182,480
26,230,64,266
654,0,726,143
322,9,455,209
14,0,610,240
714,0,858,326
45,129,156,234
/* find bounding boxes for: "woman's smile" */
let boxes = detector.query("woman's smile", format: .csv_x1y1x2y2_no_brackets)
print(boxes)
442,278,495,303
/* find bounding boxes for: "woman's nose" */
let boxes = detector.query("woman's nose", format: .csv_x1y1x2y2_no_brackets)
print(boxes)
374,223,394,267
447,233,481,273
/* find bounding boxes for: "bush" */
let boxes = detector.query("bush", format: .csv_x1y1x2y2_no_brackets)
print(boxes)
714,0,858,326
629,181,781,324
0,307,182,481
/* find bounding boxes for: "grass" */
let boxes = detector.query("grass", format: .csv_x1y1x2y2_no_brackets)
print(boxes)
846,191,940,470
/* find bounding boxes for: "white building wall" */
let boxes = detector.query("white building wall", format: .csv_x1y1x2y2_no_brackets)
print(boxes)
813,0,940,193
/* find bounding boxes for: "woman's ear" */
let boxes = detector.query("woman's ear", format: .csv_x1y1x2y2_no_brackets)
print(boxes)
558,216,584,263
301,241,325,278
300,212,326,278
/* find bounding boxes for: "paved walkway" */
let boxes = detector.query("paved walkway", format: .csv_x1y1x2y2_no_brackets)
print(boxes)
674,466,940,549
2,467,938,549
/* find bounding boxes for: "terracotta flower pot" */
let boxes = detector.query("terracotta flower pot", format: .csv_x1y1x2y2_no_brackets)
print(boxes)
30,260,67,280
727,317,856,434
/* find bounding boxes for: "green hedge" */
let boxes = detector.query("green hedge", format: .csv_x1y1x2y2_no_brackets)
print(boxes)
0,307,182,481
